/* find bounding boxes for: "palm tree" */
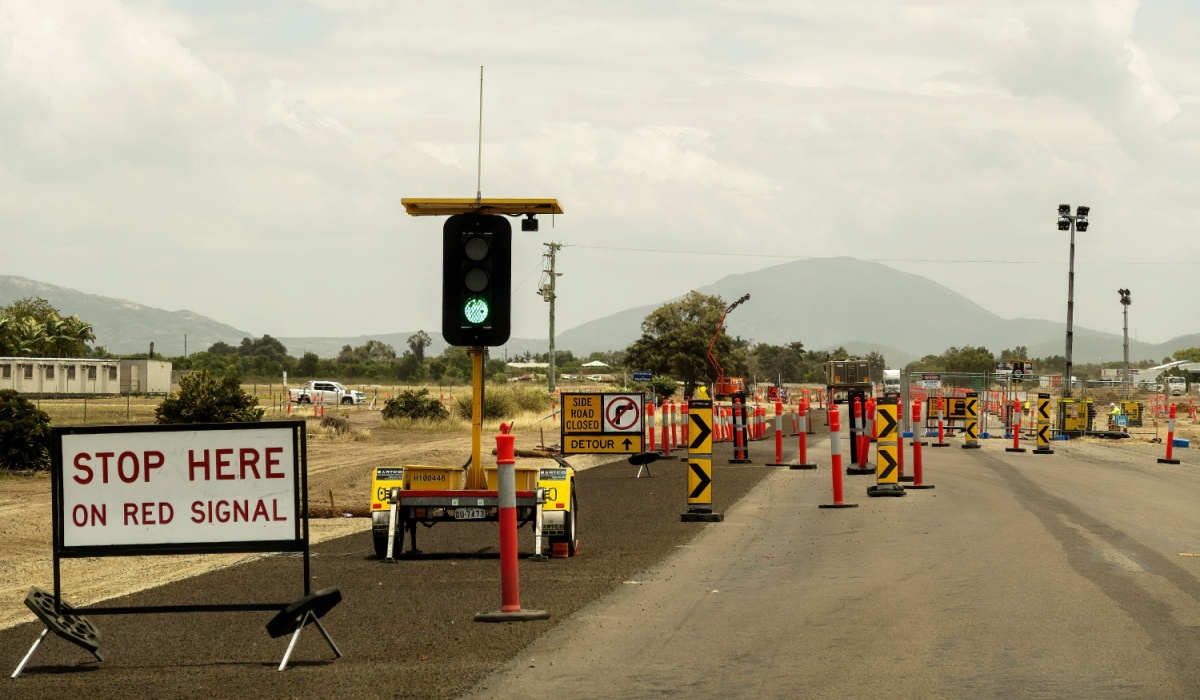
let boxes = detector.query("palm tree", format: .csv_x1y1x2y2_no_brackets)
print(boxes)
63,315,95,357
11,318,45,357
0,316,9,355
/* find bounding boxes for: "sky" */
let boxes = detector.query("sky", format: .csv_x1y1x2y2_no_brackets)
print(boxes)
3,0,1200,346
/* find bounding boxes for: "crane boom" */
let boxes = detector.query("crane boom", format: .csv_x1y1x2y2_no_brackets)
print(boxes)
707,293,750,396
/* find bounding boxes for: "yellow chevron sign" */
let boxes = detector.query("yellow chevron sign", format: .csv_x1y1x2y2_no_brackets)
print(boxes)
687,458,713,505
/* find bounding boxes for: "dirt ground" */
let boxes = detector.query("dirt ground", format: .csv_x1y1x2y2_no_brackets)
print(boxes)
0,409,607,632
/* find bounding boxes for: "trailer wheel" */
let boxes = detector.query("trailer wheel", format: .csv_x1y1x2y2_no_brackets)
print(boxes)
551,483,579,556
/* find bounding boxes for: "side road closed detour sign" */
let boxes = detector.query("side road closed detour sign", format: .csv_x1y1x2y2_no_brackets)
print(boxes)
55,422,304,554
561,392,645,455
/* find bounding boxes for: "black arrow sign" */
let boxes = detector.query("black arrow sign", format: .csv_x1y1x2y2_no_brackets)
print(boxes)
622,437,632,450
966,399,978,417
689,414,712,450
1038,425,1050,443
689,462,712,499
877,408,898,439
965,423,977,439
1038,402,1050,420
878,449,898,481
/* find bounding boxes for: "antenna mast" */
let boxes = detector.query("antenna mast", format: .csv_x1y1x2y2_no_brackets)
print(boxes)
476,66,484,204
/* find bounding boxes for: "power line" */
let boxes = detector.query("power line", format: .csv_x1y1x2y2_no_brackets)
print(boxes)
565,244,1200,266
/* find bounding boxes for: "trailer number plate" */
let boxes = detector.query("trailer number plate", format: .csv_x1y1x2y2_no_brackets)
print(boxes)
454,508,488,520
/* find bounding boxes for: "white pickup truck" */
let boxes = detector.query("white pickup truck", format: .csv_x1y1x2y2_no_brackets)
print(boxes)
289,380,366,405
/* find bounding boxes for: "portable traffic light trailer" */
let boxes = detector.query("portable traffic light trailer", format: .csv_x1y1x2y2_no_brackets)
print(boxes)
389,198,577,575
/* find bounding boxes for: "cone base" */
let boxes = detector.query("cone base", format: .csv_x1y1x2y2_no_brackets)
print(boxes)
1005,448,1027,453
1158,458,1181,464
906,483,936,489
961,444,981,450
681,511,724,522
846,467,874,475
819,502,859,509
475,609,551,623
931,443,951,448
788,464,818,470
728,459,752,464
867,485,906,497
1033,449,1055,455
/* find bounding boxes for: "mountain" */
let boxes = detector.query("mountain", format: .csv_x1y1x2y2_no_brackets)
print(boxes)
554,258,1180,364
0,276,250,356
3,263,1196,364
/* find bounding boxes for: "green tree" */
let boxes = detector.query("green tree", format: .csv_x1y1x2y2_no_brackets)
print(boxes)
1173,347,1200,363
865,351,887,383
0,390,52,472
296,351,320,376
156,370,265,424
407,330,433,364
624,291,747,397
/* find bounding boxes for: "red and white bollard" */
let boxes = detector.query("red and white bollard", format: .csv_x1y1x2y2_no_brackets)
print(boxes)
662,399,672,457
932,397,949,447
731,396,751,463
1159,403,1181,465
856,399,870,470
681,401,690,452
897,396,907,481
474,424,550,622
647,401,656,452
867,398,877,443
820,406,857,508
1006,399,1026,453
768,400,786,466
791,398,816,470
908,400,934,489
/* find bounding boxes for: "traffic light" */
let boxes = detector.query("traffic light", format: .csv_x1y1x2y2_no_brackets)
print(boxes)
442,213,511,346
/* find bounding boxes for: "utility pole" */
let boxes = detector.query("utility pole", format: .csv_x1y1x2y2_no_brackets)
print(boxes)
540,242,563,393
1119,289,1131,400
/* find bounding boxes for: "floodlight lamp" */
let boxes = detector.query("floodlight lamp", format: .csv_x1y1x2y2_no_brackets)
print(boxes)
1058,204,1071,216
1075,206,1089,217
1058,217,1071,231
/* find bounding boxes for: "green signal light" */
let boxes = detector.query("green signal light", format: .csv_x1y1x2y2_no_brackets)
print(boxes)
463,296,490,324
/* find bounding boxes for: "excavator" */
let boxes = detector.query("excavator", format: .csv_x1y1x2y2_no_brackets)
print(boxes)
707,293,750,400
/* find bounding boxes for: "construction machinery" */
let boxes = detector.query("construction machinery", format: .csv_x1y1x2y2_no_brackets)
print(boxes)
708,293,750,400
825,359,873,404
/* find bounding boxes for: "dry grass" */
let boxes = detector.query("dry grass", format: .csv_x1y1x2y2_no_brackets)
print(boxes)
36,397,160,426
306,425,373,442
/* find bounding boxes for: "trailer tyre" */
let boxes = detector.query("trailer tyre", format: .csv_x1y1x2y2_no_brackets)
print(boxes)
551,483,579,557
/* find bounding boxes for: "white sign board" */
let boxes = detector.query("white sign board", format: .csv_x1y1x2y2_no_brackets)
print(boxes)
602,393,644,433
58,425,300,550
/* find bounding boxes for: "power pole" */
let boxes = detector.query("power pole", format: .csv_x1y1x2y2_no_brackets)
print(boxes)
540,242,563,393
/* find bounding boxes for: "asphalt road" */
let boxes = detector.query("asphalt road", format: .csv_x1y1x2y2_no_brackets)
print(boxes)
2,429,789,699
10,409,1200,699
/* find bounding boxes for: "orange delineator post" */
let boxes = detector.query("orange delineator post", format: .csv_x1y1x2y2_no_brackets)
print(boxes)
791,399,816,470
768,400,785,466
681,401,690,448
819,406,857,508
1159,403,1181,465
897,396,906,480
647,401,656,452
662,400,672,457
908,400,934,489
1006,399,1026,453
867,398,877,443
856,399,869,469
932,397,948,447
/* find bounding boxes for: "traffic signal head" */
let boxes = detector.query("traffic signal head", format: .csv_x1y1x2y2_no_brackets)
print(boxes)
442,213,512,346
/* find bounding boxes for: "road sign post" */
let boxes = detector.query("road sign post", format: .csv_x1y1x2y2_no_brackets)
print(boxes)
682,398,721,522
867,396,905,497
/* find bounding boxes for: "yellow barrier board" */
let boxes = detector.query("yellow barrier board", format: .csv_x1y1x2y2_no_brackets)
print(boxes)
687,458,713,505
875,444,899,484
688,399,713,454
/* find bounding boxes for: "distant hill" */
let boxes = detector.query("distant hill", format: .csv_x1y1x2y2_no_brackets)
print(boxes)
555,258,1184,363
0,276,250,356
4,265,1197,364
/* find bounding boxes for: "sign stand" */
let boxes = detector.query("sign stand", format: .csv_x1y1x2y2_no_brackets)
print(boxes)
12,421,340,678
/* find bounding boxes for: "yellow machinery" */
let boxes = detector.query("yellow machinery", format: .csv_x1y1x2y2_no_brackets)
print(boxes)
1120,400,1143,427
1058,398,1093,433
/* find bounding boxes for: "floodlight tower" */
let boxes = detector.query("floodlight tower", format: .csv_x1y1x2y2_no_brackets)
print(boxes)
1057,204,1089,400
1119,288,1131,399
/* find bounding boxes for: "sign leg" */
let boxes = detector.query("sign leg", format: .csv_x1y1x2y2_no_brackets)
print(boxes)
277,611,310,671
11,627,49,679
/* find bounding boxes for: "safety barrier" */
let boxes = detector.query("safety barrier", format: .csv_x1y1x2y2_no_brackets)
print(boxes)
820,405,857,509
1159,403,1181,465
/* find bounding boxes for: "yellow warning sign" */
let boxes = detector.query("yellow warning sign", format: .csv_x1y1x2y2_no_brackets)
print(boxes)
688,399,713,455
875,402,898,442
687,458,713,505
563,394,602,433
875,444,899,484
564,434,644,455
965,397,978,418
